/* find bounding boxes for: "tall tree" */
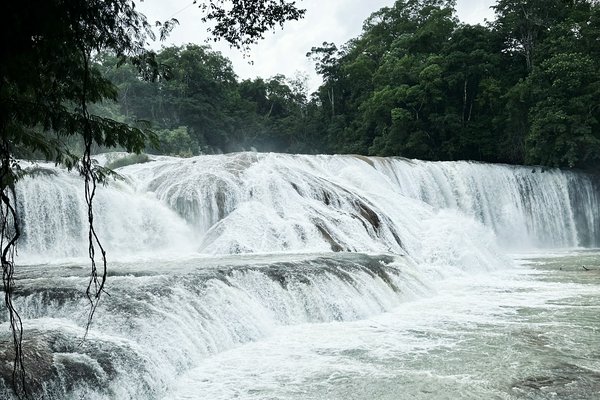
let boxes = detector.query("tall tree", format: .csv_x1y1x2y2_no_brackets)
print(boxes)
493,0,562,70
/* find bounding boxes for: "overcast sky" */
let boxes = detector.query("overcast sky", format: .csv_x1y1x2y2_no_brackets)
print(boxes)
139,0,497,92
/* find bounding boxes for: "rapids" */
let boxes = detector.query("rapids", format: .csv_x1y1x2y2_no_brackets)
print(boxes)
1,153,598,399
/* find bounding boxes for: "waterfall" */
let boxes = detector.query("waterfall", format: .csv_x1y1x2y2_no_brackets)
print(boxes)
372,158,599,248
1,253,454,399
120,153,599,253
12,154,599,260
1,153,598,399
13,164,197,263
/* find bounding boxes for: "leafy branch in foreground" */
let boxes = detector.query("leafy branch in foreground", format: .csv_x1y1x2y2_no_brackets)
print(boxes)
199,0,306,50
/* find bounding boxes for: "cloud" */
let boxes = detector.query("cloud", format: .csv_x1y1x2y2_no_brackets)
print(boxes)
456,0,496,25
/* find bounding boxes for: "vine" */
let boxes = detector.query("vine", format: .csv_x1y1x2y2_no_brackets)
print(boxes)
78,45,109,336
0,143,27,399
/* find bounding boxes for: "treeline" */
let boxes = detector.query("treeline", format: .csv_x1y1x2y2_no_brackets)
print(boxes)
94,45,318,155
98,0,600,169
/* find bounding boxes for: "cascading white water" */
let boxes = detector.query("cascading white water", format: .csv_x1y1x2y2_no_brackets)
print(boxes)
13,165,197,263
12,154,599,261
1,153,598,399
122,153,599,254
1,253,452,399
372,158,599,248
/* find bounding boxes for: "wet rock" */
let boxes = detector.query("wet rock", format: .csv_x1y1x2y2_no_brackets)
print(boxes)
315,224,344,252
512,363,600,398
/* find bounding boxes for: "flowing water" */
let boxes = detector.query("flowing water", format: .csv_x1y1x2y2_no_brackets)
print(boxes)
167,251,600,400
0,153,598,399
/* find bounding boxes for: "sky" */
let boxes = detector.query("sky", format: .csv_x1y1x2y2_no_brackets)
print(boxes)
138,0,497,92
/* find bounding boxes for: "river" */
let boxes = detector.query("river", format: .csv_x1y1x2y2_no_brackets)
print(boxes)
166,251,600,400
0,153,598,399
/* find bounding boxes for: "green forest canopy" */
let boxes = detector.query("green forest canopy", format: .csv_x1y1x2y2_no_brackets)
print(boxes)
93,0,600,170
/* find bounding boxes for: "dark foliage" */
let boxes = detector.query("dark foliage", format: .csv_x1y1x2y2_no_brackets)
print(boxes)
306,0,600,169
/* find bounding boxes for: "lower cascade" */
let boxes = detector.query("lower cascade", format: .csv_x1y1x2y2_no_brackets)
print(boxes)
1,153,599,399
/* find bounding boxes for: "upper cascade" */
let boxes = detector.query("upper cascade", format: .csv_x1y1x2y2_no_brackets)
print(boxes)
123,153,599,249
13,153,599,265
371,157,599,248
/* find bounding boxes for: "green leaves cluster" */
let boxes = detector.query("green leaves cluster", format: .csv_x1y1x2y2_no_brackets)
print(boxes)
200,0,306,50
1,1,158,175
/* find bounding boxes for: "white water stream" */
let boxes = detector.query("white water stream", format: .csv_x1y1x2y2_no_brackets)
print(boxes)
0,153,598,399
167,251,600,400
